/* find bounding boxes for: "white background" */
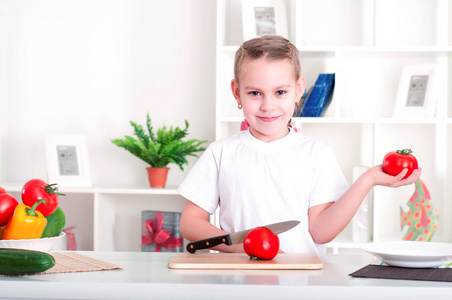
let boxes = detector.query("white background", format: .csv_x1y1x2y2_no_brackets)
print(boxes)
0,0,217,188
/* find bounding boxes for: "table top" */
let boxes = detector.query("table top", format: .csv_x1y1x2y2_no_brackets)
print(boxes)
1,251,451,300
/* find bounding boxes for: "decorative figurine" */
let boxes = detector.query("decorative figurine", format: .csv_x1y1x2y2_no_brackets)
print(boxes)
400,178,439,241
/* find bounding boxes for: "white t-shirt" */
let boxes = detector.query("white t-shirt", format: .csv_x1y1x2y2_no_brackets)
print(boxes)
177,129,349,254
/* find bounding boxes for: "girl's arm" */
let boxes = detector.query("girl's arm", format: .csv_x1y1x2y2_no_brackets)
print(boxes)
308,165,422,244
179,200,244,253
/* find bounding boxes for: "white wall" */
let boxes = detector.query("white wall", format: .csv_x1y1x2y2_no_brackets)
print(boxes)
0,0,217,187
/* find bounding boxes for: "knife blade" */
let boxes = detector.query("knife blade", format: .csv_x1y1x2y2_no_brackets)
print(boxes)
186,220,300,254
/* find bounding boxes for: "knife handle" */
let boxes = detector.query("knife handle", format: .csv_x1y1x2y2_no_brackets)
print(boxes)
186,234,232,254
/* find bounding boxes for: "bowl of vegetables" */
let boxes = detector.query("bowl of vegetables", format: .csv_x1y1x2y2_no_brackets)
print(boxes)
0,231,66,253
0,179,67,253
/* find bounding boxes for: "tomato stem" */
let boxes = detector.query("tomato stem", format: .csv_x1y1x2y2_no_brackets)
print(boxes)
396,148,413,155
249,255,266,261
44,184,66,196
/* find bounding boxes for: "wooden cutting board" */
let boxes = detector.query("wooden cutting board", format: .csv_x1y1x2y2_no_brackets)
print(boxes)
168,253,323,270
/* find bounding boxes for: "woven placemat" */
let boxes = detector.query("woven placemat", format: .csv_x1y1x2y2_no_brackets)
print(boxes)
0,252,123,276
350,264,452,282
39,252,123,274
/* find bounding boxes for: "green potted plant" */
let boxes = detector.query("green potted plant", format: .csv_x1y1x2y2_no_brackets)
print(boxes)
112,113,207,188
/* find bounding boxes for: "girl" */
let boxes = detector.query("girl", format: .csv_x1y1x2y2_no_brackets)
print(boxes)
178,35,421,254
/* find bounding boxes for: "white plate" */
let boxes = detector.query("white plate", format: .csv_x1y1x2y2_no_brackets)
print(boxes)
361,241,452,268
0,232,66,253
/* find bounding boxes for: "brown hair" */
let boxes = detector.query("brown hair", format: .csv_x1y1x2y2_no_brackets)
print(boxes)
233,35,301,84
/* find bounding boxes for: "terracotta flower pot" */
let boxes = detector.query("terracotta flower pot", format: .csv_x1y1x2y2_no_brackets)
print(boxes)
146,167,169,188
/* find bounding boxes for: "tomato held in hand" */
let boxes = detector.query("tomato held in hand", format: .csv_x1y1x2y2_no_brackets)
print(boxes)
0,193,19,226
243,227,280,260
382,148,418,179
21,179,65,216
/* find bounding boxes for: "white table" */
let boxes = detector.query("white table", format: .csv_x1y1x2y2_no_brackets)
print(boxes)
0,251,451,300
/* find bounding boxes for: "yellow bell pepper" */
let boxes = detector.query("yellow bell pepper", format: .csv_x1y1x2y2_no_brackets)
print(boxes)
3,200,47,240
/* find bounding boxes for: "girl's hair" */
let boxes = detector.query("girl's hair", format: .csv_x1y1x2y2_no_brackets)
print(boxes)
233,35,301,83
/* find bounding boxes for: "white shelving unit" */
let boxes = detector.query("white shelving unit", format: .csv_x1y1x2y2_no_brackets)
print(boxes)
216,0,452,252
1,184,185,252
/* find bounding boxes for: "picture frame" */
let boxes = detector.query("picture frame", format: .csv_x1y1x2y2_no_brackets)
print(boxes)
241,0,288,41
394,64,438,118
45,134,91,187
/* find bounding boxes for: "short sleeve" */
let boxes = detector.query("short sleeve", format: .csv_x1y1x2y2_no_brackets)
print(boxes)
177,145,220,214
309,144,349,207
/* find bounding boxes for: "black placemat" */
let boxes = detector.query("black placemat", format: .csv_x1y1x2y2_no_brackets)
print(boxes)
350,264,452,282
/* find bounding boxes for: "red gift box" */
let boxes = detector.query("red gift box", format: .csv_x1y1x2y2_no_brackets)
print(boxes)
141,211,183,252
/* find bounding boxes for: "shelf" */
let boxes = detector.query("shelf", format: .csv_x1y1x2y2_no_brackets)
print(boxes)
0,183,180,195
220,45,452,53
0,183,184,252
216,0,452,250
94,186,179,195
303,46,452,53
296,118,448,125
219,117,450,125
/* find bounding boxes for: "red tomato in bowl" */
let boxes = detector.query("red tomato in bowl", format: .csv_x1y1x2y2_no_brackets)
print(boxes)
243,227,280,260
21,179,65,216
0,193,19,226
382,148,418,179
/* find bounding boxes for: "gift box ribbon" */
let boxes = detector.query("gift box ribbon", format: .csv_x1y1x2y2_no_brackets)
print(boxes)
63,226,77,251
141,212,183,252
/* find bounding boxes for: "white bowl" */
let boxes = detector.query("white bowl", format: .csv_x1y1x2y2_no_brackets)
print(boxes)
0,232,66,253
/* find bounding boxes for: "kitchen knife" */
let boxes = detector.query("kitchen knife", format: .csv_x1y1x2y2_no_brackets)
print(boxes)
186,220,300,254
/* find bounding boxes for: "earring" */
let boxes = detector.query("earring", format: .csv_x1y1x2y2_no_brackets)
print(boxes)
238,104,243,109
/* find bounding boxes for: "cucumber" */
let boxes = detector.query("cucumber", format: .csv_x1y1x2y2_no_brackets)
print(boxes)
41,207,66,238
0,248,55,275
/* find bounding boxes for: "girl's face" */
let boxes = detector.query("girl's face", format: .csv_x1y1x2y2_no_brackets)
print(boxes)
231,57,305,142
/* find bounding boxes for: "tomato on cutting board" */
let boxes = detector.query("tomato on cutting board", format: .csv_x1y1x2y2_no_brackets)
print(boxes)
382,148,419,179
243,227,280,260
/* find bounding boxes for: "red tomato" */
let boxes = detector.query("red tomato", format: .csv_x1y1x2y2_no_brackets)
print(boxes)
0,193,19,226
382,149,418,179
0,187,6,194
243,227,280,260
21,179,65,216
